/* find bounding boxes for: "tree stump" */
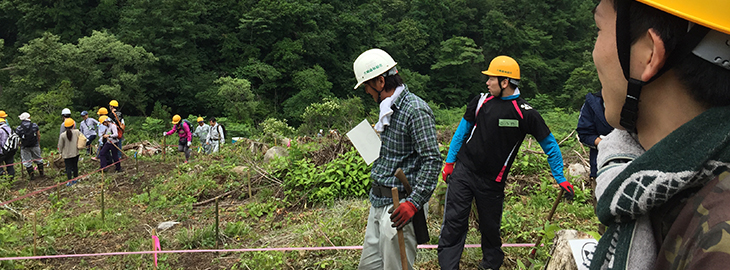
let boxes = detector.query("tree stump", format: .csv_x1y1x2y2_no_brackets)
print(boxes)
545,230,594,270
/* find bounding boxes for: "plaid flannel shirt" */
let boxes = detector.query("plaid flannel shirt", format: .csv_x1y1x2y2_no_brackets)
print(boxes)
369,86,442,209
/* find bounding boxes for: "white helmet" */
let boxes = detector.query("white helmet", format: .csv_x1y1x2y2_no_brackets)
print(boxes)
61,108,71,115
353,48,398,89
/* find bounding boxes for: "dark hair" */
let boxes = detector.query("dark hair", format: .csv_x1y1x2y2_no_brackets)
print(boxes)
364,73,403,94
66,128,73,141
210,117,217,123
612,0,730,107
383,74,403,92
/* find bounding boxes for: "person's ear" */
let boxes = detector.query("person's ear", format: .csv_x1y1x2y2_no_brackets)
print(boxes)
374,76,386,91
636,28,667,81
501,78,509,89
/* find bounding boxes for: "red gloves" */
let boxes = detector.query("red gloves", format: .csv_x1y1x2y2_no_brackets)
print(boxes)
389,201,417,230
559,181,575,200
442,162,455,183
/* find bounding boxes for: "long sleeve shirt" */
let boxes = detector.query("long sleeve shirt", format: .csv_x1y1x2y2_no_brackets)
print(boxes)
0,123,11,155
369,86,442,209
79,118,100,138
165,122,192,143
193,124,211,142
207,124,224,144
103,123,119,144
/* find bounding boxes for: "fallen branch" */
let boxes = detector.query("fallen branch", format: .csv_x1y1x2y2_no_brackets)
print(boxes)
192,190,235,207
558,129,576,146
2,203,26,220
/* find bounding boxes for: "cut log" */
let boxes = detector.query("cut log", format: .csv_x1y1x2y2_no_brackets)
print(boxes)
545,230,594,270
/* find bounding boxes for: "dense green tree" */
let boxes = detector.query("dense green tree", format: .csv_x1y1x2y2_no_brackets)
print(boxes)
214,76,257,124
4,31,156,114
282,65,334,124
430,36,485,107
0,0,599,125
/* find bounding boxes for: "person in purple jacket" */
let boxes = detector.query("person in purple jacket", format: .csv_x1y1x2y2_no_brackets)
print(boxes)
164,115,192,163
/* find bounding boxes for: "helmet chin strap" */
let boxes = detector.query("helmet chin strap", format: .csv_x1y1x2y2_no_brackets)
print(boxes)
615,0,709,134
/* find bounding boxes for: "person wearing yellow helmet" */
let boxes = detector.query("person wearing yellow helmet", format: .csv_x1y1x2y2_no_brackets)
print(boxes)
353,49,441,270
99,116,122,172
590,1,730,269
108,100,125,159
192,117,211,154
93,114,110,162
164,115,193,163
0,111,17,179
58,118,83,185
437,56,572,270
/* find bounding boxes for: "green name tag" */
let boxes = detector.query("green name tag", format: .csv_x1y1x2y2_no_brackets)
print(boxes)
499,119,519,127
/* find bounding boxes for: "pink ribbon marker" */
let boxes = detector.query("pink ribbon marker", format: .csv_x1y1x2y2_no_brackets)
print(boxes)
152,235,161,267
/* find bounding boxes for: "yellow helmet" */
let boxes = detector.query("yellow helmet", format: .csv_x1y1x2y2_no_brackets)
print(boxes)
64,118,75,128
638,0,730,35
482,56,520,80
109,100,119,107
99,115,109,123
97,107,108,115
0,111,7,118
172,114,181,125
197,117,204,123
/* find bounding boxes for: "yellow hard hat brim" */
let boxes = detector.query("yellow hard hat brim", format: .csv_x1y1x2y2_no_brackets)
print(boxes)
639,0,730,35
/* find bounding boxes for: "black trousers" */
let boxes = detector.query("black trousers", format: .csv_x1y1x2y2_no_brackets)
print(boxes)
64,155,79,180
438,163,505,270
0,150,16,177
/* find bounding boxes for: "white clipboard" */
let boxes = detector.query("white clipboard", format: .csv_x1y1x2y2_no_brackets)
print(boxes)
346,119,381,165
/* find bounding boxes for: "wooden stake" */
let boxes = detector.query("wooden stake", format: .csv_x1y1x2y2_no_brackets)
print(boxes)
215,198,220,250
247,170,252,199
32,213,37,256
162,136,166,162
391,187,408,270
101,171,105,223
152,229,158,270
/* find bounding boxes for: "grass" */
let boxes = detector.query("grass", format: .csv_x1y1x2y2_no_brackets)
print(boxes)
0,130,598,269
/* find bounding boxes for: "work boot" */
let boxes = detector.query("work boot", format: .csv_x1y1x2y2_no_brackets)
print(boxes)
27,167,35,180
38,163,44,177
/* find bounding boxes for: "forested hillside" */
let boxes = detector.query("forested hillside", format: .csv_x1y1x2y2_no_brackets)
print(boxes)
0,0,599,129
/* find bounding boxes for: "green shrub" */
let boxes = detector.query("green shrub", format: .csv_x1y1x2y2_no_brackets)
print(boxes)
279,147,371,206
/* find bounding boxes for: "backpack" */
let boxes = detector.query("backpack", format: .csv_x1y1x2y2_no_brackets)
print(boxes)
18,123,38,147
212,123,225,140
219,124,226,139
1,127,19,153
181,119,194,136
112,111,125,139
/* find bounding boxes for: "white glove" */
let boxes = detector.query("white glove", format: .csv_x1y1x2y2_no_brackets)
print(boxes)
163,132,167,137
186,141,191,147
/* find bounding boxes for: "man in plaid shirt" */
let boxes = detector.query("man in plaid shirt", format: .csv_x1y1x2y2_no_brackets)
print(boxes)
353,48,441,270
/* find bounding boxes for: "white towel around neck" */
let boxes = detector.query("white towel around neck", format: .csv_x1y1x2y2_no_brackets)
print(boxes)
374,85,405,132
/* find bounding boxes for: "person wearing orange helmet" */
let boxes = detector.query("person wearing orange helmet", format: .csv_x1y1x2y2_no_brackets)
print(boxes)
93,108,109,161
58,118,83,185
438,56,572,270
590,0,730,269
99,116,122,172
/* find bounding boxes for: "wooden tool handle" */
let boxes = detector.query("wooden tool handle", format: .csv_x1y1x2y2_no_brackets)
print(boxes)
392,187,409,270
394,168,412,194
